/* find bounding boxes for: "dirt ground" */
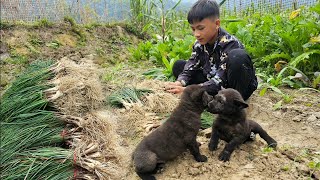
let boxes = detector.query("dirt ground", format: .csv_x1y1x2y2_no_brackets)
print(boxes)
116,82,320,180
1,25,319,180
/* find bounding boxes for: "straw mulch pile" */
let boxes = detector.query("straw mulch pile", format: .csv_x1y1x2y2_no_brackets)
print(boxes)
113,79,180,139
46,55,128,179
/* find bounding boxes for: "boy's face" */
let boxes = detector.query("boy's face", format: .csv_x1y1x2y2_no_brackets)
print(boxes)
190,17,220,45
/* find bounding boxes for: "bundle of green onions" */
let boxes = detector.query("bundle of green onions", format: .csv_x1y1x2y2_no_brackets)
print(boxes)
107,87,152,108
2,147,74,180
0,60,76,179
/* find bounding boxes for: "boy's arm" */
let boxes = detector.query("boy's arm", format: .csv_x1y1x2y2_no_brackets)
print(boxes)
201,36,244,95
201,77,222,95
176,42,202,86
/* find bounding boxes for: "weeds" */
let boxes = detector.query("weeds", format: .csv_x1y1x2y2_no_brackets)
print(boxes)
46,41,61,49
0,21,13,29
64,16,87,43
33,19,53,28
4,55,29,66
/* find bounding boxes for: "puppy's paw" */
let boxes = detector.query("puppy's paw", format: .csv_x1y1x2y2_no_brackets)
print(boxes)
195,155,208,162
208,142,218,151
268,141,277,149
218,151,231,162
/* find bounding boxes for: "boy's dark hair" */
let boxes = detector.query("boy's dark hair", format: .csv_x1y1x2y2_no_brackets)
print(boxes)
187,0,220,24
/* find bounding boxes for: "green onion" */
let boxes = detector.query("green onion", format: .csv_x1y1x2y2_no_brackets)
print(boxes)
0,60,74,180
107,87,152,108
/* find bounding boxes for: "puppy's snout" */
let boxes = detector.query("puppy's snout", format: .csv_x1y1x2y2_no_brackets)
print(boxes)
208,101,215,107
207,100,216,112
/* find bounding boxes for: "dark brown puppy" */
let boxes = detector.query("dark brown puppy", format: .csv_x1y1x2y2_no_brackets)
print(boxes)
132,85,212,180
207,88,277,162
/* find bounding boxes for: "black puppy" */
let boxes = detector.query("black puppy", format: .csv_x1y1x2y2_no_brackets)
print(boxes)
132,85,212,180
207,88,277,161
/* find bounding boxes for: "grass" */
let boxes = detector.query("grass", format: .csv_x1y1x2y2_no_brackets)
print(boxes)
201,111,214,129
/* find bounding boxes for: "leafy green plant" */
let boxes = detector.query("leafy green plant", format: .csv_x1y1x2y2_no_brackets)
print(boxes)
0,20,13,29
224,4,320,87
258,65,310,93
312,74,320,89
143,58,179,81
130,34,194,80
29,34,44,47
129,41,153,61
142,68,166,80
103,62,125,82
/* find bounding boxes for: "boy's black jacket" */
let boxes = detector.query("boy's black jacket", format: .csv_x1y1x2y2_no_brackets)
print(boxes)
177,27,245,93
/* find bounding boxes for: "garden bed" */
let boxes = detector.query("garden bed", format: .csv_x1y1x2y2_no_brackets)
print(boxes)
1,23,319,180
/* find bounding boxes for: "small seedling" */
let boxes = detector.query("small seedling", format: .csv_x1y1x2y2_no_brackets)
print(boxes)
308,160,320,178
262,146,274,153
281,165,290,171
308,161,320,170
273,100,282,110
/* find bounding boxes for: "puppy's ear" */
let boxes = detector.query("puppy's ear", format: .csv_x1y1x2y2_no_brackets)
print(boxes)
202,91,213,106
233,99,248,109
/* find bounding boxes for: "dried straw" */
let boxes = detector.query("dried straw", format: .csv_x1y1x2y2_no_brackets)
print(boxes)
47,56,104,116
47,55,128,179
68,111,127,179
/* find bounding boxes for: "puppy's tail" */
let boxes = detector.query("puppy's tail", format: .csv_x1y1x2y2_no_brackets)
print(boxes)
137,172,156,180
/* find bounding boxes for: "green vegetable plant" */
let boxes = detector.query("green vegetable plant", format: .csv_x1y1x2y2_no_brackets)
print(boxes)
130,34,194,80
224,3,320,88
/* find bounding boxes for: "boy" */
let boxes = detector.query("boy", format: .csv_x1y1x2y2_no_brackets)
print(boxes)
165,0,257,100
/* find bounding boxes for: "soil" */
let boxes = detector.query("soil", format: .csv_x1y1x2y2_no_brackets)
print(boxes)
119,86,320,180
1,24,319,180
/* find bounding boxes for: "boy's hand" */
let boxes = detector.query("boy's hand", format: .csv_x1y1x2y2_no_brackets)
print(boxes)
165,81,186,94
